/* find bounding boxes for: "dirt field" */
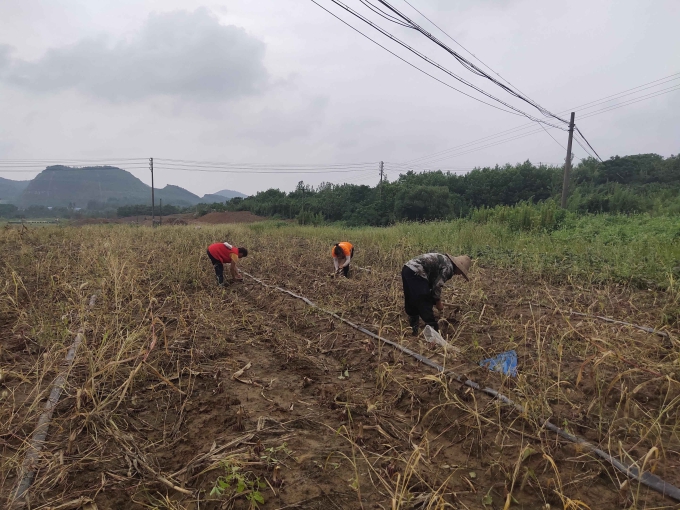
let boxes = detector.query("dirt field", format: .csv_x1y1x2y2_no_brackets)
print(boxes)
1,224,679,509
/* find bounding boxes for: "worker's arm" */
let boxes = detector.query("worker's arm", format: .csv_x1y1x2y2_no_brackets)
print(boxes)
432,273,446,310
230,253,242,279
341,254,351,268
333,257,339,271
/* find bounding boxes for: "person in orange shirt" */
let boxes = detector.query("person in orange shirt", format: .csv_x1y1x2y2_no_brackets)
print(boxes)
207,241,248,285
332,242,354,277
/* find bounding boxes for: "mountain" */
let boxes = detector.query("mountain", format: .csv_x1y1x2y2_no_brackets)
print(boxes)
156,184,202,206
0,177,31,203
18,166,202,208
202,193,228,203
215,189,248,199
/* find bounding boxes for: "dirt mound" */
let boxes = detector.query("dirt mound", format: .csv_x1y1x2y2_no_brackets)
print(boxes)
163,218,188,225
196,211,264,224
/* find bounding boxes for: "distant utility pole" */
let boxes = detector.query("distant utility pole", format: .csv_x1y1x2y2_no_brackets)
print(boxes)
379,161,384,200
159,199,162,226
560,112,576,209
149,157,155,225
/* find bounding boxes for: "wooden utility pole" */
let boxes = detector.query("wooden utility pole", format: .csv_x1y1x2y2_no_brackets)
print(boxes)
560,112,576,209
379,161,384,200
149,157,155,225
159,199,162,226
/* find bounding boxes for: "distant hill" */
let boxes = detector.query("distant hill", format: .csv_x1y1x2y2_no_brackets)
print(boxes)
215,189,248,199
0,177,31,203
157,184,202,206
201,193,228,203
18,166,202,208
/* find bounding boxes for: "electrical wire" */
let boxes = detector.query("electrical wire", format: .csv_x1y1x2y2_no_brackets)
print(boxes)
578,85,680,120
0,158,147,163
574,127,603,162
401,0,533,102
155,159,376,169
359,0,410,26
538,123,567,152
402,75,680,167
573,135,596,161
373,0,568,123
566,73,680,112
314,0,566,127
151,165,372,174
308,0,521,116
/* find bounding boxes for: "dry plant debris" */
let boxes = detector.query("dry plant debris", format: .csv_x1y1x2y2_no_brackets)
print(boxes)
1,223,679,509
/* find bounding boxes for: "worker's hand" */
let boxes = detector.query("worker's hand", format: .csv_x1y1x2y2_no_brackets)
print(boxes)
435,300,444,311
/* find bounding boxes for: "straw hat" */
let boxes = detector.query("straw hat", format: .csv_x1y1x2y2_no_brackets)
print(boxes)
446,254,471,281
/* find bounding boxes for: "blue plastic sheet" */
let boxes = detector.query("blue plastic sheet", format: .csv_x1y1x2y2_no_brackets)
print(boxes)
480,350,518,377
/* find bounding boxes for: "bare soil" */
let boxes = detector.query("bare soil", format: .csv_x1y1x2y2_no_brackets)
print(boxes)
1,225,679,510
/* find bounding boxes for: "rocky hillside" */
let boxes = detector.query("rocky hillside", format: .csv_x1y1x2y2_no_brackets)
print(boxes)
14,166,226,208
0,177,31,202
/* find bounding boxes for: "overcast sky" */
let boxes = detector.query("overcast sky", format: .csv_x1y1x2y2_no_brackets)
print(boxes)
0,0,678,196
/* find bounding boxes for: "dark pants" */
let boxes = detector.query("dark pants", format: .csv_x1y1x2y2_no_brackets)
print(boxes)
339,247,355,277
401,265,438,331
207,250,224,284
342,264,350,277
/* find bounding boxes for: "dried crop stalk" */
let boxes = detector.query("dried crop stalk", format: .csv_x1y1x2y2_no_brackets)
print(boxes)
243,272,680,502
11,294,98,508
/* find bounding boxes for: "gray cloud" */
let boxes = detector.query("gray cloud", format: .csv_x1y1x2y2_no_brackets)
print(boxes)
0,8,268,102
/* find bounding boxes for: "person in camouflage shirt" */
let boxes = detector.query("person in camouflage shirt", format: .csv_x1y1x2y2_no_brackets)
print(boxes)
401,253,471,335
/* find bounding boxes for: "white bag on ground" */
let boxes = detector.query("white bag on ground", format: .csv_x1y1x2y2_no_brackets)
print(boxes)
423,325,447,347
423,325,462,353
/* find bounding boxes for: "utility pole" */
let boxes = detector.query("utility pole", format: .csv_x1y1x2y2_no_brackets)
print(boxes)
379,161,384,200
149,157,155,226
159,199,162,226
560,112,576,209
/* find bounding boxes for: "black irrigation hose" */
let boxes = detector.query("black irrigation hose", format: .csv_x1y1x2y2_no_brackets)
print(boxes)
243,272,680,502
12,294,98,508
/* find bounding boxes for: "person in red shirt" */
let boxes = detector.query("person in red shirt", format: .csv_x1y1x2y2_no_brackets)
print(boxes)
332,242,354,277
207,242,248,285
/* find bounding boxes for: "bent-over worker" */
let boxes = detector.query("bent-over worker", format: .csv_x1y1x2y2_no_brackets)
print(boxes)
401,253,470,335
332,242,354,277
207,242,248,285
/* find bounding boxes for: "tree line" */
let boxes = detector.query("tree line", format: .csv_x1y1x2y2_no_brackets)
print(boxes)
223,153,680,226
2,153,677,223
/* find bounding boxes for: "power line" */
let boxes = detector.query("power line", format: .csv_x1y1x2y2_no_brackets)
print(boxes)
314,0,566,127
566,72,680,112
538,122,567,152
155,158,376,169
308,0,521,116
404,72,680,165
402,73,680,167
573,135,596,161
578,85,680,120
359,0,409,26
151,165,373,174
373,0,568,123
574,127,603,162
401,0,535,104
0,158,146,163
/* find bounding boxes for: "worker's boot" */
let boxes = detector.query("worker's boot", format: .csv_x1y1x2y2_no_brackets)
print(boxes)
409,316,419,336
